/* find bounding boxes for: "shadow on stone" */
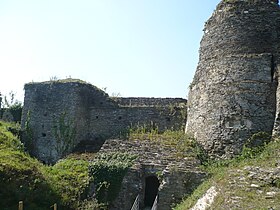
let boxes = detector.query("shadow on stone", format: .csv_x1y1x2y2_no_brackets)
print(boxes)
144,175,160,208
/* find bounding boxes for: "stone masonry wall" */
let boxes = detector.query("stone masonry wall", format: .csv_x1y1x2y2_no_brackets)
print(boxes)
98,139,206,210
115,97,187,107
88,106,185,141
186,0,280,159
21,80,107,163
21,79,187,163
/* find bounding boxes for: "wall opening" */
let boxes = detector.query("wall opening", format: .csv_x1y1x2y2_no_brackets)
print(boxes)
144,176,160,207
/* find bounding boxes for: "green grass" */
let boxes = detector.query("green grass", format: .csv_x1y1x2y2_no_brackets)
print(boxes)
0,121,141,210
126,126,202,160
4,119,279,210
0,147,60,210
45,158,91,209
0,121,97,210
174,139,280,210
0,121,23,151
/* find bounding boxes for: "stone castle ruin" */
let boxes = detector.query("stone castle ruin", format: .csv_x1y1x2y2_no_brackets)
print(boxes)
98,139,205,210
21,79,187,163
186,0,280,159
19,0,280,208
21,80,195,209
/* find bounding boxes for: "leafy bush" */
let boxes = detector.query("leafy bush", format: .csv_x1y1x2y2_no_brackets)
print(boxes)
45,158,91,209
0,91,22,123
0,149,60,210
0,121,23,151
89,152,137,207
0,121,93,210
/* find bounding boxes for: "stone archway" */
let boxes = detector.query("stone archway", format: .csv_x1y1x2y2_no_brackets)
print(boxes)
144,176,160,207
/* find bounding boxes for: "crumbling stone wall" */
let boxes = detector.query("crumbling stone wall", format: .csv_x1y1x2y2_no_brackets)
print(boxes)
21,79,187,163
98,139,206,210
115,97,186,107
21,80,97,162
186,0,280,159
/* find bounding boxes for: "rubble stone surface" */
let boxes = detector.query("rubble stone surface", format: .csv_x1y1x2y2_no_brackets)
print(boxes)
186,0,280,159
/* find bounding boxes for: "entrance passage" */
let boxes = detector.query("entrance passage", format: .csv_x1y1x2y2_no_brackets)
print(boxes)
144,176,160,207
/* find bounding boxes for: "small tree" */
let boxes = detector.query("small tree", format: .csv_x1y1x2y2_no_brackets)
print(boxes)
0,91,22,122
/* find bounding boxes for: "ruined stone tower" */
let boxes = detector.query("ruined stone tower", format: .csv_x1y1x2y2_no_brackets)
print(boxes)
186,0,280,158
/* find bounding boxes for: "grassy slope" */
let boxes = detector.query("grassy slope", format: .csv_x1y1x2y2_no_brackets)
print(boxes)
0,121,93,210
174,140,280,210
3,119,279,210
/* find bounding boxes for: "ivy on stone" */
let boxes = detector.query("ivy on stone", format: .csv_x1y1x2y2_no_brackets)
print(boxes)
52,111,76,158
89,152,137,206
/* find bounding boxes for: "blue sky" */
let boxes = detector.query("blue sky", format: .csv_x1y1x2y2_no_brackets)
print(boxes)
0,0,220,101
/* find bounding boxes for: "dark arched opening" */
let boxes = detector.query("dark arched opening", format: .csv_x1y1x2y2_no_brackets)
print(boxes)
144,176,160,207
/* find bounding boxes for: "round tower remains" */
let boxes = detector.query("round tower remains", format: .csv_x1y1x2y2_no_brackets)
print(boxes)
186,0,280,158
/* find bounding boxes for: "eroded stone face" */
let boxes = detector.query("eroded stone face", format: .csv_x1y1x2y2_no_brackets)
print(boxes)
97,139,206,210
21,79,187,163
186,0,280,159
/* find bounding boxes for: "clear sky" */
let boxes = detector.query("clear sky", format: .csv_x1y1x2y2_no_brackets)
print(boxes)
0,0,220,102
